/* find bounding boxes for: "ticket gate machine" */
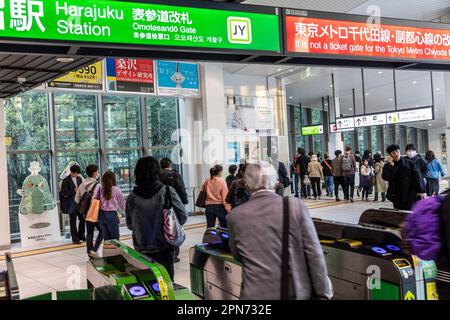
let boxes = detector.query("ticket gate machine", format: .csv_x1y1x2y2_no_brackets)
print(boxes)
87,240,194,300
0,253,20,300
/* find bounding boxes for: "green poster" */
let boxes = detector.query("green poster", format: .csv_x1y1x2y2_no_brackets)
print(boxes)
0,0,280,52
301,125,323,136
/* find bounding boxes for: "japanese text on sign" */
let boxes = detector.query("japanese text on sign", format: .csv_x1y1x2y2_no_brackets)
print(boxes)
286,16,450,61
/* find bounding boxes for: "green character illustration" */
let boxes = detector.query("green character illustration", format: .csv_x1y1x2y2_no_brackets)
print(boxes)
17,162,56,215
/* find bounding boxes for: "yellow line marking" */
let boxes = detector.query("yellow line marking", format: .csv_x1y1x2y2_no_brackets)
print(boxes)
0,202,345,261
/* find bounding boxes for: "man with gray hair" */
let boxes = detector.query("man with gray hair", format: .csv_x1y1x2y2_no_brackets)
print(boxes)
227,161,333,300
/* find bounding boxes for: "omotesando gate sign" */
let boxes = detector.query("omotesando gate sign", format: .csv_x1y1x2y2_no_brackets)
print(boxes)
0,0,281,53
285,11,450,62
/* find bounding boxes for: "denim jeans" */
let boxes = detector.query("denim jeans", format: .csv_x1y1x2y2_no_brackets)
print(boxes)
325,176,334,195
98,210,120,240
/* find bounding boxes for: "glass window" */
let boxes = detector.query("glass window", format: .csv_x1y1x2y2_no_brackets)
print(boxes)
333,68,363,116
103,96,141,148
313,135,323,155
311,109,322,125
147,97,179,148
384,125,395,155
357,128,370,153
364,69,395,113
54,93,98,150
4,92,49,151
7,153,52,238
106,150,142,195
343,132,354,150
395,70,432,110
56,152,100,179
371,126,382,154
406,127,416,149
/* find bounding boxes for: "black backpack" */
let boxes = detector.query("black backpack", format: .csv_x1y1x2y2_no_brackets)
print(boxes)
77,183,98,218
231,186,251,208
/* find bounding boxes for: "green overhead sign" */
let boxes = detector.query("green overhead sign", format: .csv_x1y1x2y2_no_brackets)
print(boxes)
301,125,324,136
0,0,281,52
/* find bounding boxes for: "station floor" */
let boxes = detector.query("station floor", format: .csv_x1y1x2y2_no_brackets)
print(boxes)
0,187,445,299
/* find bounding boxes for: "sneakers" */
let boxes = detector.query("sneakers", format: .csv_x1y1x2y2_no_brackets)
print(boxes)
88,251,99,258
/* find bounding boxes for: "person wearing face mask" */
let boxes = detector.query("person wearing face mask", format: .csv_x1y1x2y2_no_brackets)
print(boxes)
405,144,427,183
382,145,426,211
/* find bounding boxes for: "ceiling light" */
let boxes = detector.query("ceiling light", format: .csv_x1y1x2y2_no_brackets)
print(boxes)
428,124,432,126
378,71,383,74
289,69,294,72
388,98,393,102
289,96,293,99
436,88,440,91
412,81,417,85
329,85,333,88
277,68,283,72
365,93,370,96
57,57,75,63
348,108,353,111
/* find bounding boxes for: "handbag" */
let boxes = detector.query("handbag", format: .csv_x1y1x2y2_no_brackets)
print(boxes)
303,175,311,186
163,185,186,247
85,186,100,223
195,180,208,208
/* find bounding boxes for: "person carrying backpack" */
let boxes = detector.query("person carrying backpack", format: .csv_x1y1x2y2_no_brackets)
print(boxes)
406,190,450,299
342,147,357,202
226,164,251,209
75,164,102,258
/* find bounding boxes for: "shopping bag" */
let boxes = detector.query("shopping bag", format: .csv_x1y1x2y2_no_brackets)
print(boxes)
85,198,100,223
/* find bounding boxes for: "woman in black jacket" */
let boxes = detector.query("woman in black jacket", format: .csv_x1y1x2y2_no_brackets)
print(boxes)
126,157,188,280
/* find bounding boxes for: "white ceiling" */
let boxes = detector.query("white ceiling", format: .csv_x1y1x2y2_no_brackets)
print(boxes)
243,0,450,21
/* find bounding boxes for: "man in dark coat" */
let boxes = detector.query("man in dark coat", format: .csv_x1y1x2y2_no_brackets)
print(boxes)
294,148,311,198
159,158,188,205
60,164,85,244
405,144,427,181
382,145,426,211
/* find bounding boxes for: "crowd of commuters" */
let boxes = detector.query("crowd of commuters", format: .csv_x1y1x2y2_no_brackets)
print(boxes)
57,142,448,300
60,157,188,280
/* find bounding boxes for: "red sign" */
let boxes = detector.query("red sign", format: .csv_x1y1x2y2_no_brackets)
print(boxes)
286,16,450,61
115,58,154,83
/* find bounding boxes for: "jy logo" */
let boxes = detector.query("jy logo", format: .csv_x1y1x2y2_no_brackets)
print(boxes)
227,17,252,44
0,0,45,32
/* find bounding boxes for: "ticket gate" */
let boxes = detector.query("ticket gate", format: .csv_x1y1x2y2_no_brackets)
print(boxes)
190,228,242,300
314,217,437,300
86,240,194,300
0,253,20,300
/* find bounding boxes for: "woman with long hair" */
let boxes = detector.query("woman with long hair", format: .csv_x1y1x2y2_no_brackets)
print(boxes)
201,165,230,228
126,156,188,280
97,171,126,245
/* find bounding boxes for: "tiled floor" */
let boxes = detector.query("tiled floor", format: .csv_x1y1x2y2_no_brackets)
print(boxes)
0,192,426,299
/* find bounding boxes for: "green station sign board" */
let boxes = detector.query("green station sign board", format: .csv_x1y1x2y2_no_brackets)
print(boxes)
0,0,281,52
301,125,324,136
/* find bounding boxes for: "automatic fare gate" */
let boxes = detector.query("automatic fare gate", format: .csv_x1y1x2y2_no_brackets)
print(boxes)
358,208,438,300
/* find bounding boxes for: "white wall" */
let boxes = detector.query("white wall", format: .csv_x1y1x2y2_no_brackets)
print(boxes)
0,99,11,248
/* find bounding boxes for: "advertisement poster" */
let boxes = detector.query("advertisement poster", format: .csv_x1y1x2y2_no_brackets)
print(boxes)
226,141,240,164
285,14,450,61
259,136,279,161
225,96,275,135
106,58,155,93
17,162,61,248
157,61,200,96
48,61,103,91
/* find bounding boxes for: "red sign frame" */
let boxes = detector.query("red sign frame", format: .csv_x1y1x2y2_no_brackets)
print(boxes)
285,15,450,62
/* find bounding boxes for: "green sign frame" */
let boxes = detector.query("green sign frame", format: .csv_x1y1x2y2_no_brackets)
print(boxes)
301,125,324,136
0,0,281,53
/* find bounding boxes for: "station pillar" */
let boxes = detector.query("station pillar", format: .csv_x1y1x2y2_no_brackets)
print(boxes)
0,99,11,249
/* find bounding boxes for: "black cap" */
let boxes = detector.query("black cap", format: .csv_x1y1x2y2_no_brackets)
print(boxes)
386,144,400,154
405,144,417,152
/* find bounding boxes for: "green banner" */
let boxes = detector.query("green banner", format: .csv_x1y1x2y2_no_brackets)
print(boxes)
301,125,323,136
0,0,280,52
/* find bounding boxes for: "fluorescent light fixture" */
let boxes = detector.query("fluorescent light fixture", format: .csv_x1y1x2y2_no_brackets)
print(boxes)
289,96,293,99
378,71,383,74
57,57,75,63
412,81,417,85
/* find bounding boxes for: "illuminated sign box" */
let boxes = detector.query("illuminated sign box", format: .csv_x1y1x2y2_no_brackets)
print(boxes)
285,12,450,62
386,106,433,124
0,0,281,53
301,125,323,136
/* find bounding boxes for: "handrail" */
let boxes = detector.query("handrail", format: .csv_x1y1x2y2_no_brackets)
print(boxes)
5,253,20,300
